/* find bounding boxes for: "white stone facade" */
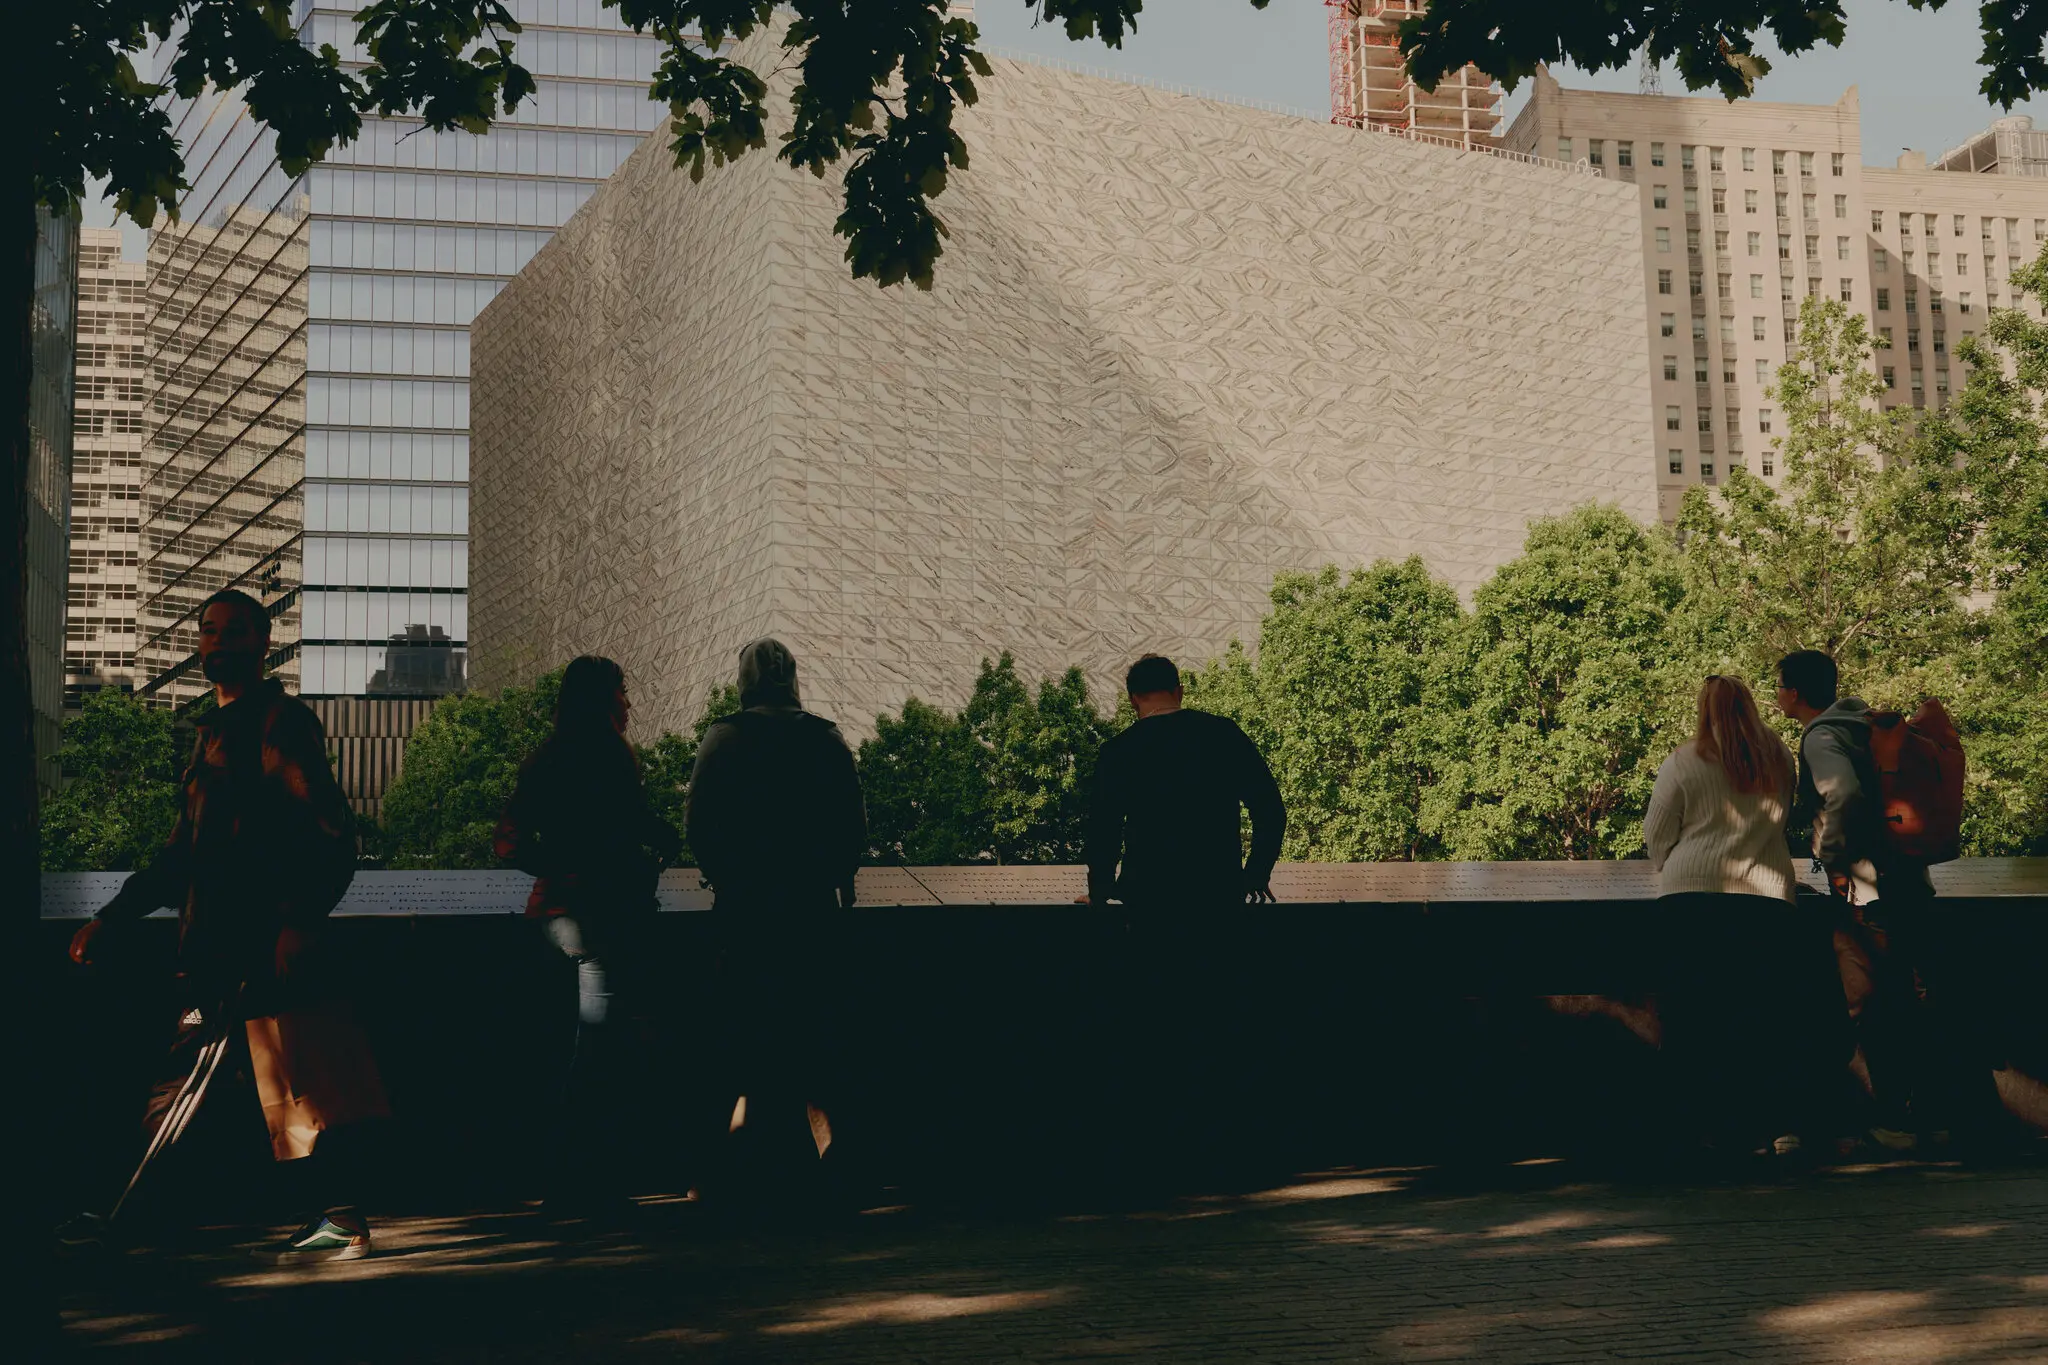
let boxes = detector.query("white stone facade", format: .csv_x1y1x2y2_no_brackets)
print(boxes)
470,51,1653,740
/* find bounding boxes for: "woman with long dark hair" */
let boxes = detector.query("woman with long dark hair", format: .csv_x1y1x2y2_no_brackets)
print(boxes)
496,656,680,1205
1645,674,1843,1156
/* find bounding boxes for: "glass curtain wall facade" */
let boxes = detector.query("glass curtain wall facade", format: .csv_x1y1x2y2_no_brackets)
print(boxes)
140,110,311,709
30,208,81,790
141,0,662,710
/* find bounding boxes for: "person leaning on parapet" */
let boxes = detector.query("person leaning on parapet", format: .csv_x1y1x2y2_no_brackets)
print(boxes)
494,655,681,1213
1083,654,1286,1182
1084,654,1285,913
685,639,866,1199
1776,649,1996,1151
1644,674,1839,1159
65,588,383,1259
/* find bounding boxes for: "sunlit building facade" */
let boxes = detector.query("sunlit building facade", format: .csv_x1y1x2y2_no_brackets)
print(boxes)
1507,73,2048,523
67,228,149,701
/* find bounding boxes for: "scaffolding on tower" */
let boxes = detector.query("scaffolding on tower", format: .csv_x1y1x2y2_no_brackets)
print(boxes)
1325,0,1502,149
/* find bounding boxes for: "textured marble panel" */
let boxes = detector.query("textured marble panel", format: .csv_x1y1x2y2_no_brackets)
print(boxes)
471,44,1654,740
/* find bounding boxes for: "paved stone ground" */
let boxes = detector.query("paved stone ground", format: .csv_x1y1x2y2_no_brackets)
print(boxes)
59,1159,2048,1363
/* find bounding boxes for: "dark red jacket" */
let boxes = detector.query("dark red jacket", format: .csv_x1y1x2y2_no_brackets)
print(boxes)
99,680,356,995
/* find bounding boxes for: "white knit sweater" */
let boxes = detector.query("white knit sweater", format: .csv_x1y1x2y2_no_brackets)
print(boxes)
1643,740,1799,902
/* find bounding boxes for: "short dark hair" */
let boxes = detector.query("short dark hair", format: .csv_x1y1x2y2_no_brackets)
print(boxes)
1777,650,1838,709
1125,654,1180,696
198,587,270,639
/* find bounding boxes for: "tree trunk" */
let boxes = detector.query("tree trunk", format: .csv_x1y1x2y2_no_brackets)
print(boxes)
4,180,38,961
3,174,53,1346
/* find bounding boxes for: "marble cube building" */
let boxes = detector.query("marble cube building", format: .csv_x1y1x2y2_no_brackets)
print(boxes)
469,50,1654,738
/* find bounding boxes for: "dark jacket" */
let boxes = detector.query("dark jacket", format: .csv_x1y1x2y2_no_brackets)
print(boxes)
1085,707,1285,910
685,706,866,912
98,679,356,995
495,729,677,925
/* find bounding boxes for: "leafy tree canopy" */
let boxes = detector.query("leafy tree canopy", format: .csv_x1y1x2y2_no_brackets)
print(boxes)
857,652,1119,865
1399,1,2048,108
859,696,988,865
1185,560,1464,862
376,667,564,869
1428,506,1688,861
39,690,184,872
377,671,738,868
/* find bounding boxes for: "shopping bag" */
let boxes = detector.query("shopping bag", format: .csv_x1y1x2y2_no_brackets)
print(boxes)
246,1001,392,1161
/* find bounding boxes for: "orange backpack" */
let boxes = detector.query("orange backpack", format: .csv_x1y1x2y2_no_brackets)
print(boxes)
1866,698,1966,865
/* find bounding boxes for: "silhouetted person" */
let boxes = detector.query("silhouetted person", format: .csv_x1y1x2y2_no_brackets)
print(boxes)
496,655,680,1209
1084,654,1285,1184
67,588,377,1258
1086,654,1284,912
1645,675,1841,1156
1777,650,1995,1148
686,639,865,1199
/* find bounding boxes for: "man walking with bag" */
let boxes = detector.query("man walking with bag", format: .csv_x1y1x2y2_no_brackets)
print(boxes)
68,588,384,1257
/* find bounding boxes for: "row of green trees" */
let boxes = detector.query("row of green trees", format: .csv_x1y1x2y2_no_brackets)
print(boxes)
844,289,2047,864
370,654,1124,870
41,282,2048,871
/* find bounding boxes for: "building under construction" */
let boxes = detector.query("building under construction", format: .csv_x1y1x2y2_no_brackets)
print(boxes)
1326,0,1500,148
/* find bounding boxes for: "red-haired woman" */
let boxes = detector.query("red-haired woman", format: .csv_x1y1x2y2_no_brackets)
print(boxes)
1645,674,1846,1157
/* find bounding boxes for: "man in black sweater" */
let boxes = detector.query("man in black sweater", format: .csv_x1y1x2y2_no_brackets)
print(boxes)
1085,654,1285,911
1084,655,1285,1182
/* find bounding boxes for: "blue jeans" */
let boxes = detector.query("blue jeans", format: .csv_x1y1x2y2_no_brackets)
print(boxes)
544,916,637,1189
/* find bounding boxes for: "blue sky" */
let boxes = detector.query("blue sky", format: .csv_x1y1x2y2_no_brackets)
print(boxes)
89,0,2047,255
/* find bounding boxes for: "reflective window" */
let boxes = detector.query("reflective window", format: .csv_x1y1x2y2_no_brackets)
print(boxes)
308,169,597,227
300,642,468,697
309,271,505,324
310,324,471,377
502,0,633,24
311,221,551,275
322,121,642,179
307,429,470,482
517,79,665,132
303,535,470,589
307,376,472,428
302,590,468,643
304,482,469,534
518,28,668,81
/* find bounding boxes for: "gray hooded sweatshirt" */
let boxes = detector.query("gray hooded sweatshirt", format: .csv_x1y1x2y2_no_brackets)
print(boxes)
1798,696,1932,903
685,639,866,910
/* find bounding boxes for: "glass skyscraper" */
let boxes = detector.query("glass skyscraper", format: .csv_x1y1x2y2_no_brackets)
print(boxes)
140,0,662,715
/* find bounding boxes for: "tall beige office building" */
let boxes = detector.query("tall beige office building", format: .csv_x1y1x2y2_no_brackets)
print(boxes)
67,228,149,700
1508,71,2048,523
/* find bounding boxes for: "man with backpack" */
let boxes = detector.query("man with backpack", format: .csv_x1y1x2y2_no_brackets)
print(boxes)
1775,649,1994,1149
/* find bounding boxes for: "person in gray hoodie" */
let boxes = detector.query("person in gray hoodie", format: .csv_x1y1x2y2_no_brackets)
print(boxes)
686,639,866,1199
1776,650,1993,1147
